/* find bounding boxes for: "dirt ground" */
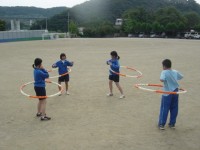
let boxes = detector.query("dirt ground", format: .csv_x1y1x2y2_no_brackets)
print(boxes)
0,38,199,150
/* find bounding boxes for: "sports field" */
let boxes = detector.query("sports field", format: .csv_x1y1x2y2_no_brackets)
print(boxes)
0,38,199,150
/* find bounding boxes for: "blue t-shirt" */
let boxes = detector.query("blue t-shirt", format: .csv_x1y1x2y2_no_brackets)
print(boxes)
108,59,120,76
160,69,183,95
34,68,49,87
53,60,73,75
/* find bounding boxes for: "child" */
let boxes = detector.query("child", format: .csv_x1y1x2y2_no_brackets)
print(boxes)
158,59,183,130
107,51,125,99
52,53,74,95
33,58,51,121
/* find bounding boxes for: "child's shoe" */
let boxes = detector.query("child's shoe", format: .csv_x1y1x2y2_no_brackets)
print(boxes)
66,91,70,95
36,113,42,117
41,115,51,121
158,125,165,130
168,124,176,129
119,95,125,99
107,93,113,96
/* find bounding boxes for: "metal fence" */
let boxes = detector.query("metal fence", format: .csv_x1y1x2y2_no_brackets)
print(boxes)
0,30,48,42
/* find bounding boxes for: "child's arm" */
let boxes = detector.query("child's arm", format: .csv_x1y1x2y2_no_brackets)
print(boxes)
40,69,49,79
67,61,74,67
107,61,112,65
160,71,165,82
52,63,57,68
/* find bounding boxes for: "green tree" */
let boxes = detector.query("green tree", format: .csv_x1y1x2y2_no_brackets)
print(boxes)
69,21,78,34
165,22,178,36
0,20,6,31
123,7,153,23
194,24,200,32
83,21,114,37
140,23,152,33
123,19,135,33
83,28,95,37
177,22,186,32
184,12,200,29
155,7,186,26
145,23,152,33
152,22,161,33
99,21,115,37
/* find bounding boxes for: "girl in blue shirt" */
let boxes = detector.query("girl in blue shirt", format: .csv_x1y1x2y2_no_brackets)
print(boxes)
52,53,74,95
107,51,125,99
33,58,51,121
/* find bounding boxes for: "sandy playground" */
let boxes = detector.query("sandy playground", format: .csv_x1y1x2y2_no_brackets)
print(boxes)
0,38,199,150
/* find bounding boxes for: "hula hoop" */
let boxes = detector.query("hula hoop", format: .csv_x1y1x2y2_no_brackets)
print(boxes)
110,66,142,78
48,67,72,79
20,80,63,99
47,68,57,72
134,84,187,95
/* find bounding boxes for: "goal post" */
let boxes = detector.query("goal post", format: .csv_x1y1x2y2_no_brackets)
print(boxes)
42,33,67,40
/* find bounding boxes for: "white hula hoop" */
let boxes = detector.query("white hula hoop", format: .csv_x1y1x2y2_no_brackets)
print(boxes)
110,66,142,78
48,68,58,72
135,84,187,95
48,67,72,79
20,80,63,99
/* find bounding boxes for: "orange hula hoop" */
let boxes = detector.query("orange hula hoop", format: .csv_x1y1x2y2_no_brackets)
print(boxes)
47,67,72,79
134,84,187,95
110,66,142,78
20,80,63,99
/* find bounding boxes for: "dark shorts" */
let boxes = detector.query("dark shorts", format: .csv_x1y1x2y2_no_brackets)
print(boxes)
34,86,46,100
59,74,69,82
109,75,120,82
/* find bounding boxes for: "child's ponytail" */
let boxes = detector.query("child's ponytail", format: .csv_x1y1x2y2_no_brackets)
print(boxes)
33,58,42,68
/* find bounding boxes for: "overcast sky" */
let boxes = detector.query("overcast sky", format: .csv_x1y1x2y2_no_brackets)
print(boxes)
0,0,200,8
0,0,89,8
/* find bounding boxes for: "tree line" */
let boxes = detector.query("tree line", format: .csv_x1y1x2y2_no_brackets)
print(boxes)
121,7,200,37
29,0,200,37
83,7,200,37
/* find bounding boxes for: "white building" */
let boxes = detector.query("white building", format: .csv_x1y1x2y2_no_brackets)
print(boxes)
115,18,123,26
11,19,20,31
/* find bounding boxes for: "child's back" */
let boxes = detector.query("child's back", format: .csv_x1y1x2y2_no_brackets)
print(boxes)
160,69,183,92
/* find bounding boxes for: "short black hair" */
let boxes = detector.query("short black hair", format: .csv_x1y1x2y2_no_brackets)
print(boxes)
162,59,172,68
33,58,42,68
110,51,120,60
60,53,66,59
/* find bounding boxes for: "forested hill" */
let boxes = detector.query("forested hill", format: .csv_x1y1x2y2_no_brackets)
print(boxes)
70,0,167,24
0,6,67,18
69,0,200,25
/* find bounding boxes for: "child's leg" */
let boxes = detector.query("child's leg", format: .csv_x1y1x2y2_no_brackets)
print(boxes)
158,95,171,126
169,94,179,125
115,82,124,95
109,80,113,94
65,81,69,92
58,81,62,91
37,101,42,114
40,99,47,116
40,99,51,120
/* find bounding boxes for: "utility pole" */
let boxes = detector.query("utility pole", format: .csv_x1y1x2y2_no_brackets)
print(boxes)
68,12,70,33
46,17,48,30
